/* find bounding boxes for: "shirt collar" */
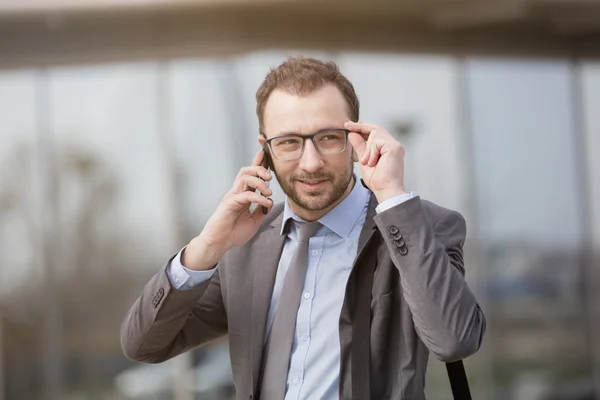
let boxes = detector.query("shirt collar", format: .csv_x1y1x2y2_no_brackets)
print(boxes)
280,174,370,238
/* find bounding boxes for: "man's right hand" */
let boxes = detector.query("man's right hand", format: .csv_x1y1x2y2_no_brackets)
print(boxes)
182,151,273,271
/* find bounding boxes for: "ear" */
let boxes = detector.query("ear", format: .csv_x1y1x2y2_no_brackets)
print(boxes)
258,136,275,171
349,141,359,162
264,149,275,172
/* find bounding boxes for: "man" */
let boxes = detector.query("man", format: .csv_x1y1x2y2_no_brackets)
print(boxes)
121,56,485,400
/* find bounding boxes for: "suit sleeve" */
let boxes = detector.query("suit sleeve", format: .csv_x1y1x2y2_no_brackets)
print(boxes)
373,196,486,362
120,254,228,363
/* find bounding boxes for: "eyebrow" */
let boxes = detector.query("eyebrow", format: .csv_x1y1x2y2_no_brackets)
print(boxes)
275,127,340,137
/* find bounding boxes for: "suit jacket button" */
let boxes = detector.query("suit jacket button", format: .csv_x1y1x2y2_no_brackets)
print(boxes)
153,288,165,308
389,226,399,235
399,246,408,255
392,233,402,241
394,240,405,247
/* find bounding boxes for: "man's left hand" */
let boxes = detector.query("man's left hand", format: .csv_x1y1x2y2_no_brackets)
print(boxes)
345,121,406,203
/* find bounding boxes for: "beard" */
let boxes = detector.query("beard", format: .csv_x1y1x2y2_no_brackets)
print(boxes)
274,159,354,212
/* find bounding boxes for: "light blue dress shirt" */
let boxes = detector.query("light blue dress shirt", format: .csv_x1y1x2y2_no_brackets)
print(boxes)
168,178,415,399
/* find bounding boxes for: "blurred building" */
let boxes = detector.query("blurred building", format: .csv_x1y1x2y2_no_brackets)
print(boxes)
1,1,600,399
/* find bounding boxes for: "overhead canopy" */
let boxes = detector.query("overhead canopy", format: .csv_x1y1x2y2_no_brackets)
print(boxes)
1,0,600,68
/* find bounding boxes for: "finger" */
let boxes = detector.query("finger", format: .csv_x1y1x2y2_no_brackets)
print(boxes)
251,150,263,167
246,175,272,197
348,132,367,160
361,130,377,165
368,141,382,167
236,165,272,182
232,191,273,209
345,121,378,131
361,140,370,165
233,175,272,196
344,121,378,135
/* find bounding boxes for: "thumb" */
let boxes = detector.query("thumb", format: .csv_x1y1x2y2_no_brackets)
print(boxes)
348,132,366,159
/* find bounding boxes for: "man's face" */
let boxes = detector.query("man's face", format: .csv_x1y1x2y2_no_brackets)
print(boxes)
260,84,354,213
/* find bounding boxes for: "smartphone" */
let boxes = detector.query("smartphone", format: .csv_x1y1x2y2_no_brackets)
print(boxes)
261,149,270,214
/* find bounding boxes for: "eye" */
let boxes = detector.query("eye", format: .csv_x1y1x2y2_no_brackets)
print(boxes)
272,136,302,148
321,135,338,141
317,131,345,142
282,139,299,145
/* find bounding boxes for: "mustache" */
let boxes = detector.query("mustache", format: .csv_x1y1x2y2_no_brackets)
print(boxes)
292,173,333,181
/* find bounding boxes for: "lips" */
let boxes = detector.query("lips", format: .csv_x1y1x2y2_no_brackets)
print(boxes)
297,179,329,190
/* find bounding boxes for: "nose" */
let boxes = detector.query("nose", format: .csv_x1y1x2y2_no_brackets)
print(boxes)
298,139,324,173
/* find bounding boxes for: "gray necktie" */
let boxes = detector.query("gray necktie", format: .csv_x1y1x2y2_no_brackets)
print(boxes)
259,220,322,400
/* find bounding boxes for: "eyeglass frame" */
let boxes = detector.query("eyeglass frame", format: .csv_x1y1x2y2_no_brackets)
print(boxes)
260,128,351,161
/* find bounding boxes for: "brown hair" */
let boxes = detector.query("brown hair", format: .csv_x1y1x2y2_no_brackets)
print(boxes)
256,56,360,133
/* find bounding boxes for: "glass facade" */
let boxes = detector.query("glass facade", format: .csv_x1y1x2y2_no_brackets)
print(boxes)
0,51,598,400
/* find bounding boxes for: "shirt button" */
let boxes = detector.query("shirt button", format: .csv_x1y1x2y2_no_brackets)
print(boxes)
311,249,319,256
292,378,300,385
303,293,311,299
301,335,309,342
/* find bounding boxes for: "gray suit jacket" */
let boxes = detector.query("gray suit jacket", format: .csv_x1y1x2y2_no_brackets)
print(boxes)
121,191,486,400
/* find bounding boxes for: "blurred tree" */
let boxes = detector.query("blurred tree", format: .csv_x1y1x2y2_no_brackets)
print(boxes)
0,139,151,399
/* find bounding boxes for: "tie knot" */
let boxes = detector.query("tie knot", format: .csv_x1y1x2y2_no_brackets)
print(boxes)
296,221,321,242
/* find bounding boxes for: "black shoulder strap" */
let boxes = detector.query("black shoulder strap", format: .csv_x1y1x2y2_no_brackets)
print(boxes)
446,360,472,400
351,233,378,399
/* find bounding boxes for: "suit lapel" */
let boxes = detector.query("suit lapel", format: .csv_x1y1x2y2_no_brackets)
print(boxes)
343,191,378,314
357,191,378,256
339,191,379,399
249,213,287,394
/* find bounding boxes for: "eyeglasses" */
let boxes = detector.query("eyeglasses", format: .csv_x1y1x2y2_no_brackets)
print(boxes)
262,128,350,161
